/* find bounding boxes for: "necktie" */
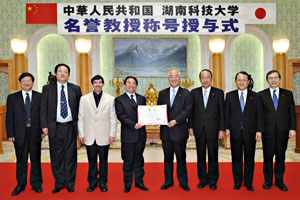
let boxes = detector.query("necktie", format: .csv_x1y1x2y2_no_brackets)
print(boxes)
170,88,176,107
60,85,68,119
273,90,278,111
203,89,208,108
240,92,245,112
130,94,137,107
25,93,31,124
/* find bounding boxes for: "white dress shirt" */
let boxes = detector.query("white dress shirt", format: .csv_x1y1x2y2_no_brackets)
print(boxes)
22,90,32,103
56,82,73,122
202,86,211,100
270,87,279,100
238,89,248,105
126,92,137,103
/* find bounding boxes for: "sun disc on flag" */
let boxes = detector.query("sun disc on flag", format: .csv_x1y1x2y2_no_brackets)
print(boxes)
255,8,266,19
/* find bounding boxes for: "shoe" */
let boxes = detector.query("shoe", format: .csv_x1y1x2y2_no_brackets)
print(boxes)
180,184,190,191
100,184,108,192
233,184,241,190
209,184,217,190
12,186,25,196
275,183,288,191
135,183,149,191
262,182,272,189
66,186,74,192
33,187,43,193
197,182,208,188
246,185,254,191
52,186,63,194
124,185,131,193
87,184,97,192
161,183,174,190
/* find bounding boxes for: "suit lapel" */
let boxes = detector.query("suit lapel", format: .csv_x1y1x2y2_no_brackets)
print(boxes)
265,88,276,111
31,91,36,109
52,83,58,114
97,93,107,112
277,88,285,111
166,88,171,108
171,87,182,108
197,87,205,109
67,83,74,113
234,90,243,113
243,91,252,113
88,92,97,110
205,87,215,110
17,91,25,110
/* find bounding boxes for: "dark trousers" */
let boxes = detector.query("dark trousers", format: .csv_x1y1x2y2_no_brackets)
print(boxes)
86,141,109,186
195,128,219,185
14,127,42,189
162,138,188,186
262,130,288,185
230,131,256,187
49,123,77,188
121,138,146,187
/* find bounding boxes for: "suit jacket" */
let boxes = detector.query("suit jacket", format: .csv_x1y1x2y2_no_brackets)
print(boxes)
258,88,296,139
6,90,42,146
157,87,192,142
115,93,146,143
188,86,225,140
78,92,117,146
225,90,263,140
40,82,82,138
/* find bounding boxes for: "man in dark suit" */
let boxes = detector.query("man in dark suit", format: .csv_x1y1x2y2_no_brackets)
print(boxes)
225,71,263,191
157,68,192,191
6,72,43,196
258,70,296,191
41,64,82,193
188,69,225,190
115,76,149,193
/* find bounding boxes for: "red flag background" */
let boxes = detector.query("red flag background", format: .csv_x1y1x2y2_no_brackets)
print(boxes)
26,3,57,24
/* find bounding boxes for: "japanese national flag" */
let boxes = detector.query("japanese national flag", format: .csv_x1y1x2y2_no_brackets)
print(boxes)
239,3,276,24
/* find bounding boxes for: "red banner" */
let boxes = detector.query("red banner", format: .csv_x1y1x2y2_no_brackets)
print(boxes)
26,3,57,24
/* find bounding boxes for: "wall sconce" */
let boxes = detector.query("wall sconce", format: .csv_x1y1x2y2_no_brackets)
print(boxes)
209,38,225,90
272,38,292,90
75,39,92,95
11,39,28,91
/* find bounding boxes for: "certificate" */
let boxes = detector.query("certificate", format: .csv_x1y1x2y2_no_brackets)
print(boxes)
138,105,168,125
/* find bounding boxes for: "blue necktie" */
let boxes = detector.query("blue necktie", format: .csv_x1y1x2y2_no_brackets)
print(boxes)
203,89,208,108
60,85,68,119
25,93,31,124
240,92,245,112
170,88,176,107
273,90,278,111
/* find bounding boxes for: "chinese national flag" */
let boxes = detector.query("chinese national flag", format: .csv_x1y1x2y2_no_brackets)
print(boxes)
26,3,57,24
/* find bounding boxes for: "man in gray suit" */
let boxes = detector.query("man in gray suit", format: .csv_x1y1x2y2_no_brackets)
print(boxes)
78,75,117,192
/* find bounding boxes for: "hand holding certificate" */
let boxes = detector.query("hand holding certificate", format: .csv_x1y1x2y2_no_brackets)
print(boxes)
138,105,168,125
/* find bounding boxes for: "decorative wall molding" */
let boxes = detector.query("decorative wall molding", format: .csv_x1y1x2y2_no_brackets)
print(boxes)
28,26,76,90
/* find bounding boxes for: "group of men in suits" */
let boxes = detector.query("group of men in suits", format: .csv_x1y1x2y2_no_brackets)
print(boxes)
6,65,296,196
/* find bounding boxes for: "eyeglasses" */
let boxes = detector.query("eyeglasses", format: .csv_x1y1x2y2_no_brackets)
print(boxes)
268,77,279,80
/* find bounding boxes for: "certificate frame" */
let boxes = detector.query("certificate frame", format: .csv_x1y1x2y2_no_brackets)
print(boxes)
137,105,168,125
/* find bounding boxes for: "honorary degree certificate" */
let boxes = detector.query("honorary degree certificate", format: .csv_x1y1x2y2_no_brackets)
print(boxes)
138,105,168,125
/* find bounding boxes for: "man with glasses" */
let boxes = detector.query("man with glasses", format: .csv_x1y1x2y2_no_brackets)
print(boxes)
258,70,296,191
188,69,225,190
41,64,82,193
157,68,192,191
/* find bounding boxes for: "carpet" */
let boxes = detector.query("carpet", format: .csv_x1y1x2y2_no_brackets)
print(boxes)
0,162,299,200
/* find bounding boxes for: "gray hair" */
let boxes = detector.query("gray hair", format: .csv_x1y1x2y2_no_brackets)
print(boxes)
168,67,181,76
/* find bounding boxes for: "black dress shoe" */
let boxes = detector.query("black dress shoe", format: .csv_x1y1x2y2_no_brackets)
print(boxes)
12,186,25,196
275,183,288,191
161,183,174,190
33,187,43,193
198,182,208,188
124,185,131,193
262,182,272,189
246,186,254,191
67,186,75,192
87,184,97,192
180,184,190,191
209,184,217,190
52,187,63,194
100,184,108,192
233,184,241,190
135,183,149,191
